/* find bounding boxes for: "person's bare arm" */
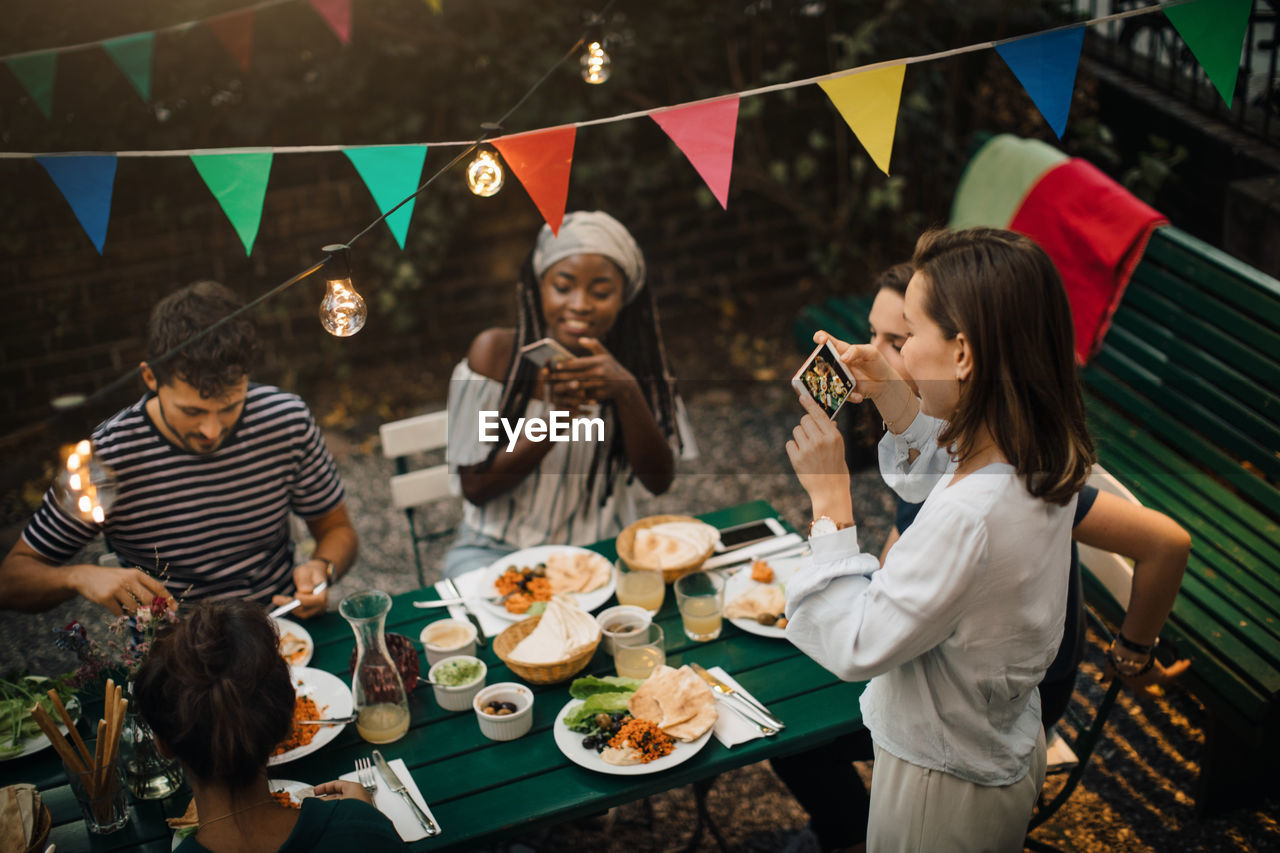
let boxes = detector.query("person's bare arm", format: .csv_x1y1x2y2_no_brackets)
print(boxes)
879,526,901,567
0,539,174,615
271,503,359,618
1073,491,1192,690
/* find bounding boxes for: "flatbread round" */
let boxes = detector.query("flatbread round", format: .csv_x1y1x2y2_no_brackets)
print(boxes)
627,664,717,742
725,584,786,620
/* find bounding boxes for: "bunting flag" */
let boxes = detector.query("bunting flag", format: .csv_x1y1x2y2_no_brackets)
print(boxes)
309,0,353,45
344,145,428,249
36,155,118,253
650,96,740,209
103,33,155,101
207,10,255,74
1164,0,1251,108
425,0,443,13
6,52,57,118
190,152,273,255
995,26,1084,139
818,64,906,175
493,126,577,235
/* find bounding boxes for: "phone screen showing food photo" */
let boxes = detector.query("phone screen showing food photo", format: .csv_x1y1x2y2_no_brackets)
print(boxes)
791,341,856,419
519,337,575,369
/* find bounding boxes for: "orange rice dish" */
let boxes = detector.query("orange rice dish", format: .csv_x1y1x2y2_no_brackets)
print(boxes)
494,568,553,614
608,717,675,763
270,694,327,756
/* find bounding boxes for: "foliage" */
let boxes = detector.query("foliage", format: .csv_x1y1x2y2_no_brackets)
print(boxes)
54,596,178,687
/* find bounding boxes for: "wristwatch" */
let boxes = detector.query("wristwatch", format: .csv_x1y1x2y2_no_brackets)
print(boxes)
807,516,851,538
314,558,335,584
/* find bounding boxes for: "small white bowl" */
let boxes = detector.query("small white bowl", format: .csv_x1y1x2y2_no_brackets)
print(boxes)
420,619,478,666
428,655,487,712
596,605,652,655
472,682,534,741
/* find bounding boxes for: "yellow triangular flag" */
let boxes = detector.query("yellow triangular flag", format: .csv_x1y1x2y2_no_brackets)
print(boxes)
818,64,906,175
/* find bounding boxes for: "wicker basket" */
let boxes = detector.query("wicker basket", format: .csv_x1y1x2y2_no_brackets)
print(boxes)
494,614,599,684
616,514,717,583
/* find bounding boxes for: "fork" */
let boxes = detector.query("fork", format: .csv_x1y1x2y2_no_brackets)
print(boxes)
355,757,378,795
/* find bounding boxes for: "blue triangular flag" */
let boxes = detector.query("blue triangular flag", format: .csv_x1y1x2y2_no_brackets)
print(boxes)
36,155,118,253
995,26,1085,139
343,145,428,249
103,32,155,101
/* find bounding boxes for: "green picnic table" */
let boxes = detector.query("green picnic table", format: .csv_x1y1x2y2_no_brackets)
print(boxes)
5,500,868,852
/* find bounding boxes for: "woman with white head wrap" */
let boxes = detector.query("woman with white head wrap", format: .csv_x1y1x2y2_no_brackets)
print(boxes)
442,212,690,579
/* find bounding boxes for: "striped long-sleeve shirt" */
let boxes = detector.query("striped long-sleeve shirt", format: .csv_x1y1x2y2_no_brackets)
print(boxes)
22,384,346,603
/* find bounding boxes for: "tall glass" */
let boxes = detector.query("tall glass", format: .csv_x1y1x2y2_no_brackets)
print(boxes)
613,557,665,615
340,590,411,744
63,756,128,835
674,571,725,641
614,624,666,679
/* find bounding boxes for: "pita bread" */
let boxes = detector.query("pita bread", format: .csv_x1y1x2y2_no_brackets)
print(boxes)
725,584,786,620
627,664,717,742
545,551,611,595
632,521,719,568
508,598,600,664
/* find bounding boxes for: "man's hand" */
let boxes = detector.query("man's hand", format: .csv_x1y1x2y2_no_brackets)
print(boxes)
1107,654,1191,695
313,779,371,805
271,560,330,619
786,392,854,525
67,565,176,617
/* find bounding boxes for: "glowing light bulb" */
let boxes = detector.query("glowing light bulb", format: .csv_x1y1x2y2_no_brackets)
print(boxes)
92,505,105,523
69,473,82,491
466,148,504,197
66,453,80,471
318,245,368,337
581,40,611,84
76,440,91,457
78,495,92,513
53,440,117,524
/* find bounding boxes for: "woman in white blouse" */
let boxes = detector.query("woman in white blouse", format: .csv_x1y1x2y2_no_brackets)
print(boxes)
784,227,1096,851
442,211,687,578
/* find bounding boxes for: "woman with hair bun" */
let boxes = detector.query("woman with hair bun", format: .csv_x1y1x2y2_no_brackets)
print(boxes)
134,600,405,852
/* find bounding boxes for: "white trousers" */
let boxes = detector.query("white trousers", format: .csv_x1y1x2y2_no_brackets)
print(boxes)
866,727,1047,853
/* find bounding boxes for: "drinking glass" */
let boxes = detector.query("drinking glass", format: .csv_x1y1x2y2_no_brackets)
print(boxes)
613,557,665,615
63,756,128,835
614,624,666,679
340,590,411,744
674,571,725,641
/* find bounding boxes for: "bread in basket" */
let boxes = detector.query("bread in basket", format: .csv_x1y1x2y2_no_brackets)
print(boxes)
494,606,600,685
615,514,719,583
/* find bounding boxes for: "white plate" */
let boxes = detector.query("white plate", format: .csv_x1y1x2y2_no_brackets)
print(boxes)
274,617,314,667
0,677,80,762
553,699,713,776
724,555,803,639
479,546,616,622
268,667,353,766
171,779,312,849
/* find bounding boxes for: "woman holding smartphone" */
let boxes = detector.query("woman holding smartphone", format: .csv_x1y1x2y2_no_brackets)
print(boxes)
442,211,688,578
784,228,1094,851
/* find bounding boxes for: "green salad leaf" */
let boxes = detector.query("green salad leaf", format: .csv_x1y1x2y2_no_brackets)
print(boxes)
568,675,643,699
564,691,635,732
0,675,77,758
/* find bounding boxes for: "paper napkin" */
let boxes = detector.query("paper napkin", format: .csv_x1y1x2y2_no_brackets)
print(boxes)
434,572,509,638
339,757,441,842
708,666,777,748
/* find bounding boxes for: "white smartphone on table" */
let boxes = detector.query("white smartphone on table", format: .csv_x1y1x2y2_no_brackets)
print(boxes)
712,517,787,553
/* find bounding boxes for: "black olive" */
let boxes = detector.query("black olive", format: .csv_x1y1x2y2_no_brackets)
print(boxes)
582,735,597,748
594,713,614,729
501,701,518,712
596,742,607,753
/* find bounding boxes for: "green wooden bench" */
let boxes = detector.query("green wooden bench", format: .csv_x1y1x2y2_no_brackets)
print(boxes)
793,225,1280,815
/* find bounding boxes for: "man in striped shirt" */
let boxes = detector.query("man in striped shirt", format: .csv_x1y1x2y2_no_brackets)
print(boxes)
0,282,357,618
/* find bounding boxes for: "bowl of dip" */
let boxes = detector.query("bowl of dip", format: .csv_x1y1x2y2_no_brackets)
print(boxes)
427,655,487,711
420,618,478,666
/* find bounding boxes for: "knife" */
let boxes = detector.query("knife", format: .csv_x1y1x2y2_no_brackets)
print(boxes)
372,750,440,837
268,581,328,619
690,663,786,731
438,577,486,648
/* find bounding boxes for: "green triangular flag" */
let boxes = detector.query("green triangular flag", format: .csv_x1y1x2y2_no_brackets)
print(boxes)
6,51,57,118
343,145,428,249
103,32,155,101
190,152,274,255
1164,0,1251,108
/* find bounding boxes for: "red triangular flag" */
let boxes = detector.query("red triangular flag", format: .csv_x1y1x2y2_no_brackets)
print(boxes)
493,126,577,235
207,10,255,73
650,96,739,209
309,0,352,44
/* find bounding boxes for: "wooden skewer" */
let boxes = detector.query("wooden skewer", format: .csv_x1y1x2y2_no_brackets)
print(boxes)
47,688,93,771
91,719,107,800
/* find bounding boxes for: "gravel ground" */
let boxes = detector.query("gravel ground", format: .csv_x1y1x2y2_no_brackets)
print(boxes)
2,385,1277,851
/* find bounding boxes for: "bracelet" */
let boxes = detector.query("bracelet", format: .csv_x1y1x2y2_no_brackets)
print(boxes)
1115,633,1158,655
1106,641,1155,678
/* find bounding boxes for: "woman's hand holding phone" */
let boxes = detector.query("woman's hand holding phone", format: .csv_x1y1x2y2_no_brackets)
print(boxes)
547,337,636,406
786,392,854,525
813,330,918,432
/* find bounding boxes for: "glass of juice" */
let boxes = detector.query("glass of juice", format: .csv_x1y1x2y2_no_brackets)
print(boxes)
674,571,724,642
614,624,666,679
614,557,665,615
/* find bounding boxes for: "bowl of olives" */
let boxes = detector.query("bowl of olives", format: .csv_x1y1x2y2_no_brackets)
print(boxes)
472,682,534,741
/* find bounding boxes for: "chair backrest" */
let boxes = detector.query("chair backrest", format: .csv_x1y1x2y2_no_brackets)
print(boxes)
379,411,451,510
1075,463,1139,610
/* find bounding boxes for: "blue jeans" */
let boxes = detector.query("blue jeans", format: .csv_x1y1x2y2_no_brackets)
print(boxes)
442,528,517,579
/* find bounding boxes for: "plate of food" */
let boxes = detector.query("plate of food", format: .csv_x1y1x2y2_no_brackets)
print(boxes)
553,667,716,776
0,675,80,762
479,545,615,622
723,555,803,638
268,666,353,766
170,779,313,847
274,617,314,667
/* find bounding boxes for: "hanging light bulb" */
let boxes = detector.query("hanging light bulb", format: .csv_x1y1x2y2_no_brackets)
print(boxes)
318,244,368,337
53,439,117,525
466,147,505,197
580,37,611,84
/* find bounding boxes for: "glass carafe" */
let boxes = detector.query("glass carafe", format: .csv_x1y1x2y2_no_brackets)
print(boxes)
339,590,411,744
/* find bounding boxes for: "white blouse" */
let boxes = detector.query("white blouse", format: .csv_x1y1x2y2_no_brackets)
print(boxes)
784,413,1074,786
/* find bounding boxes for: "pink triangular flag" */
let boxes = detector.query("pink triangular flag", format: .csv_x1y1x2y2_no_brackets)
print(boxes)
493,126,577,235
650,97,739,209
207,10,255,73
309,0,352,44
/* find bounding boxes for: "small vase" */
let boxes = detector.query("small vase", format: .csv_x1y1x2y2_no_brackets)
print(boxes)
119,692,183,800
340,590,411,744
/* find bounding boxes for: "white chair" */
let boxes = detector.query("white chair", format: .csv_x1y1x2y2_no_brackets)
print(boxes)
379,411,453,587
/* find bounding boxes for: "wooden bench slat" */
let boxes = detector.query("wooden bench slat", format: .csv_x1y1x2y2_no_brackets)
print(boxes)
1142,227,1280,325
